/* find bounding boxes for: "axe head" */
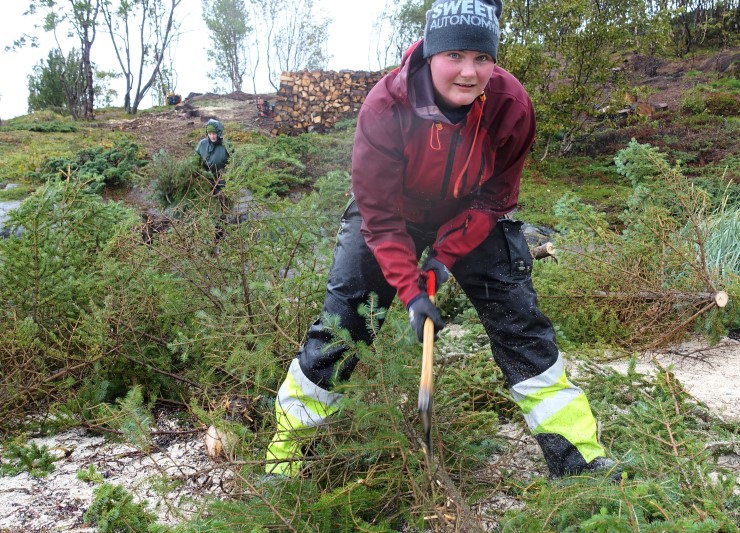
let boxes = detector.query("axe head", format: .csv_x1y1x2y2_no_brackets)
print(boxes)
418,389,433,459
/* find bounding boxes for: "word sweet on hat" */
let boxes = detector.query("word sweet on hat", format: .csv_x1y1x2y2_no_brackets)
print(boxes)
423,0,503,61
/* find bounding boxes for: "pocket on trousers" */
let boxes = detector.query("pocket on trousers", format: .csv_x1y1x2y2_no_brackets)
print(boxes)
501,219,533,279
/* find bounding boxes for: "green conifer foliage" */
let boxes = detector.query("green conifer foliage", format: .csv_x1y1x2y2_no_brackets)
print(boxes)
0,178,137,425
536,140,738,349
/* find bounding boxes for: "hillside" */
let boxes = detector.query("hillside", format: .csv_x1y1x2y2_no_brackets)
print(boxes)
0,48,739,532
110,91,276,160
99,48,740,213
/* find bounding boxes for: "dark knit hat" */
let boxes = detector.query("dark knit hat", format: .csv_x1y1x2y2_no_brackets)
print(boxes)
423,0,503,61
206,124,217,133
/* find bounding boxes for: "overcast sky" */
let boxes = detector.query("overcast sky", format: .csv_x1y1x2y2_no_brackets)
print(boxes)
0,0,390,119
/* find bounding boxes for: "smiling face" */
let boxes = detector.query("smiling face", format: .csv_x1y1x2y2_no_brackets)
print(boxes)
429,50,495,109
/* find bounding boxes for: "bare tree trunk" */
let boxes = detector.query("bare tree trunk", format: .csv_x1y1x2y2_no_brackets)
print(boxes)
132,0,182,113
103,2,134,113
104,0,182,114
81,32,96,119
66,0,101,119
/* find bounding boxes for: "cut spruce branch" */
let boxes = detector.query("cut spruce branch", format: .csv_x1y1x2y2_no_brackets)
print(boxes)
591,291,729,308
649,298,727,349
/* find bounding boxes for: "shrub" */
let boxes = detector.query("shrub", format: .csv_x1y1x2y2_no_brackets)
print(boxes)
0,179,138,425
0,180,137,329
148,149,203,206
83,483,158,532
26,139,145,193
704,92,740,116
0,121,78,133
0,184,34,201
225,143,307,198
680,89,707,115
223,131,353,199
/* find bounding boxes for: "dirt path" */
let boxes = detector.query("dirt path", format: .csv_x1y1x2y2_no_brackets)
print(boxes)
105,91,276,161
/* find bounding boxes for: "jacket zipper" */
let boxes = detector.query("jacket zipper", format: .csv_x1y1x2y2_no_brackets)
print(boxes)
435,213,473,246
474,152,486,193
440,128,461,200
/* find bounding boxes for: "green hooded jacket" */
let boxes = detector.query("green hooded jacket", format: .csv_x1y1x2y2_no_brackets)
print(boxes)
195,119,231,178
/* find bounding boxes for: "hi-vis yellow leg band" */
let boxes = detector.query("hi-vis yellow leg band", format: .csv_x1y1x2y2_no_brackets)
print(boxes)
512,354,605,463
265,359,342,476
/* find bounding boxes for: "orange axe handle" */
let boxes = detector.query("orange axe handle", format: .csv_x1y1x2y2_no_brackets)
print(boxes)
418,270,436,459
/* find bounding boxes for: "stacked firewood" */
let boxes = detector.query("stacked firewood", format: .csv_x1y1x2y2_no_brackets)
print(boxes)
272,69,386,135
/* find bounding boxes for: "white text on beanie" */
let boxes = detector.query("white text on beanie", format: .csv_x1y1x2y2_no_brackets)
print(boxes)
423,0,503,61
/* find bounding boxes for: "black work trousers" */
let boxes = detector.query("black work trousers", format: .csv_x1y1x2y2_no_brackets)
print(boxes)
299,198,558,390
291,198,602,476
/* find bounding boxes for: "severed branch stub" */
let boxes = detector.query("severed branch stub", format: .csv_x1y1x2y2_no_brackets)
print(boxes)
714,291,729,308
531,241,555,260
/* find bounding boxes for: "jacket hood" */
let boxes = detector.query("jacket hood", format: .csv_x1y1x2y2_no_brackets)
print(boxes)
390,39,486,124
205,119,224,139
388,41,425,109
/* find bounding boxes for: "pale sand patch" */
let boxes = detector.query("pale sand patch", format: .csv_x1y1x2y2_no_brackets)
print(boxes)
607,336,740,422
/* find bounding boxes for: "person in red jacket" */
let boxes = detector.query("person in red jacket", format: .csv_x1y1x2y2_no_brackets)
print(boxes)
266,0,618,481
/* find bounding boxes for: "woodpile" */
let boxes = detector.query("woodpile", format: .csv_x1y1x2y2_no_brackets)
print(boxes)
272,69,387,135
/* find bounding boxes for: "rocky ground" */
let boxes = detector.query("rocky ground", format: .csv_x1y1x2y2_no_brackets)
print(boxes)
0,417,225,532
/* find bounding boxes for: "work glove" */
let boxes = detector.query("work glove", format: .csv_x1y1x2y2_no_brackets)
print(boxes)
421,256,449,292
408,295,445,343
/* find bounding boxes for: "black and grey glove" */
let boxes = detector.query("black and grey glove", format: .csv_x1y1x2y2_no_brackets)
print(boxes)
408,295,445,343
421,256,449,292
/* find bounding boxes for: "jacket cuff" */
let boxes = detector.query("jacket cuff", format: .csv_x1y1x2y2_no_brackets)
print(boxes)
430,251,456,270
406,293,425,310
399,284,423,309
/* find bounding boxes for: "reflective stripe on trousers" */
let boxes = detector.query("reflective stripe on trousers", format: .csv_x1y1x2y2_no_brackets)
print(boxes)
511,353,604,464
266,200,607,477
265,359,342,476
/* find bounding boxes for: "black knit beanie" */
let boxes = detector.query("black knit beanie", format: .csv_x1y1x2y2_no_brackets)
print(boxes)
423,0,503,61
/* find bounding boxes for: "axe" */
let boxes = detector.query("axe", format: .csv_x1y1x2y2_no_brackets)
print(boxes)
417,270,436,459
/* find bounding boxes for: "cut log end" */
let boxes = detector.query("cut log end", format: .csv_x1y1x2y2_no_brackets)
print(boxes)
205,424,230,460
531,242,555,260
714,291,729,308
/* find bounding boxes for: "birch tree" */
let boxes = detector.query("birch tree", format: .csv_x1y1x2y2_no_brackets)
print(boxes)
102,0,183,114
20,0,101,119
253,0,331,91
202,0,253,92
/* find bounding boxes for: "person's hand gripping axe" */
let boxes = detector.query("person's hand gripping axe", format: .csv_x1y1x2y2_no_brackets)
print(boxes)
409,259,447,458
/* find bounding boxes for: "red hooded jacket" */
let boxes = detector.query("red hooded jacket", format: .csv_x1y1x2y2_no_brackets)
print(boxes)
351,41,536,307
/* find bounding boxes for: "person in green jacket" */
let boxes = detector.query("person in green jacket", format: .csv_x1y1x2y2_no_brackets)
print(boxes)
195,119,231,212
